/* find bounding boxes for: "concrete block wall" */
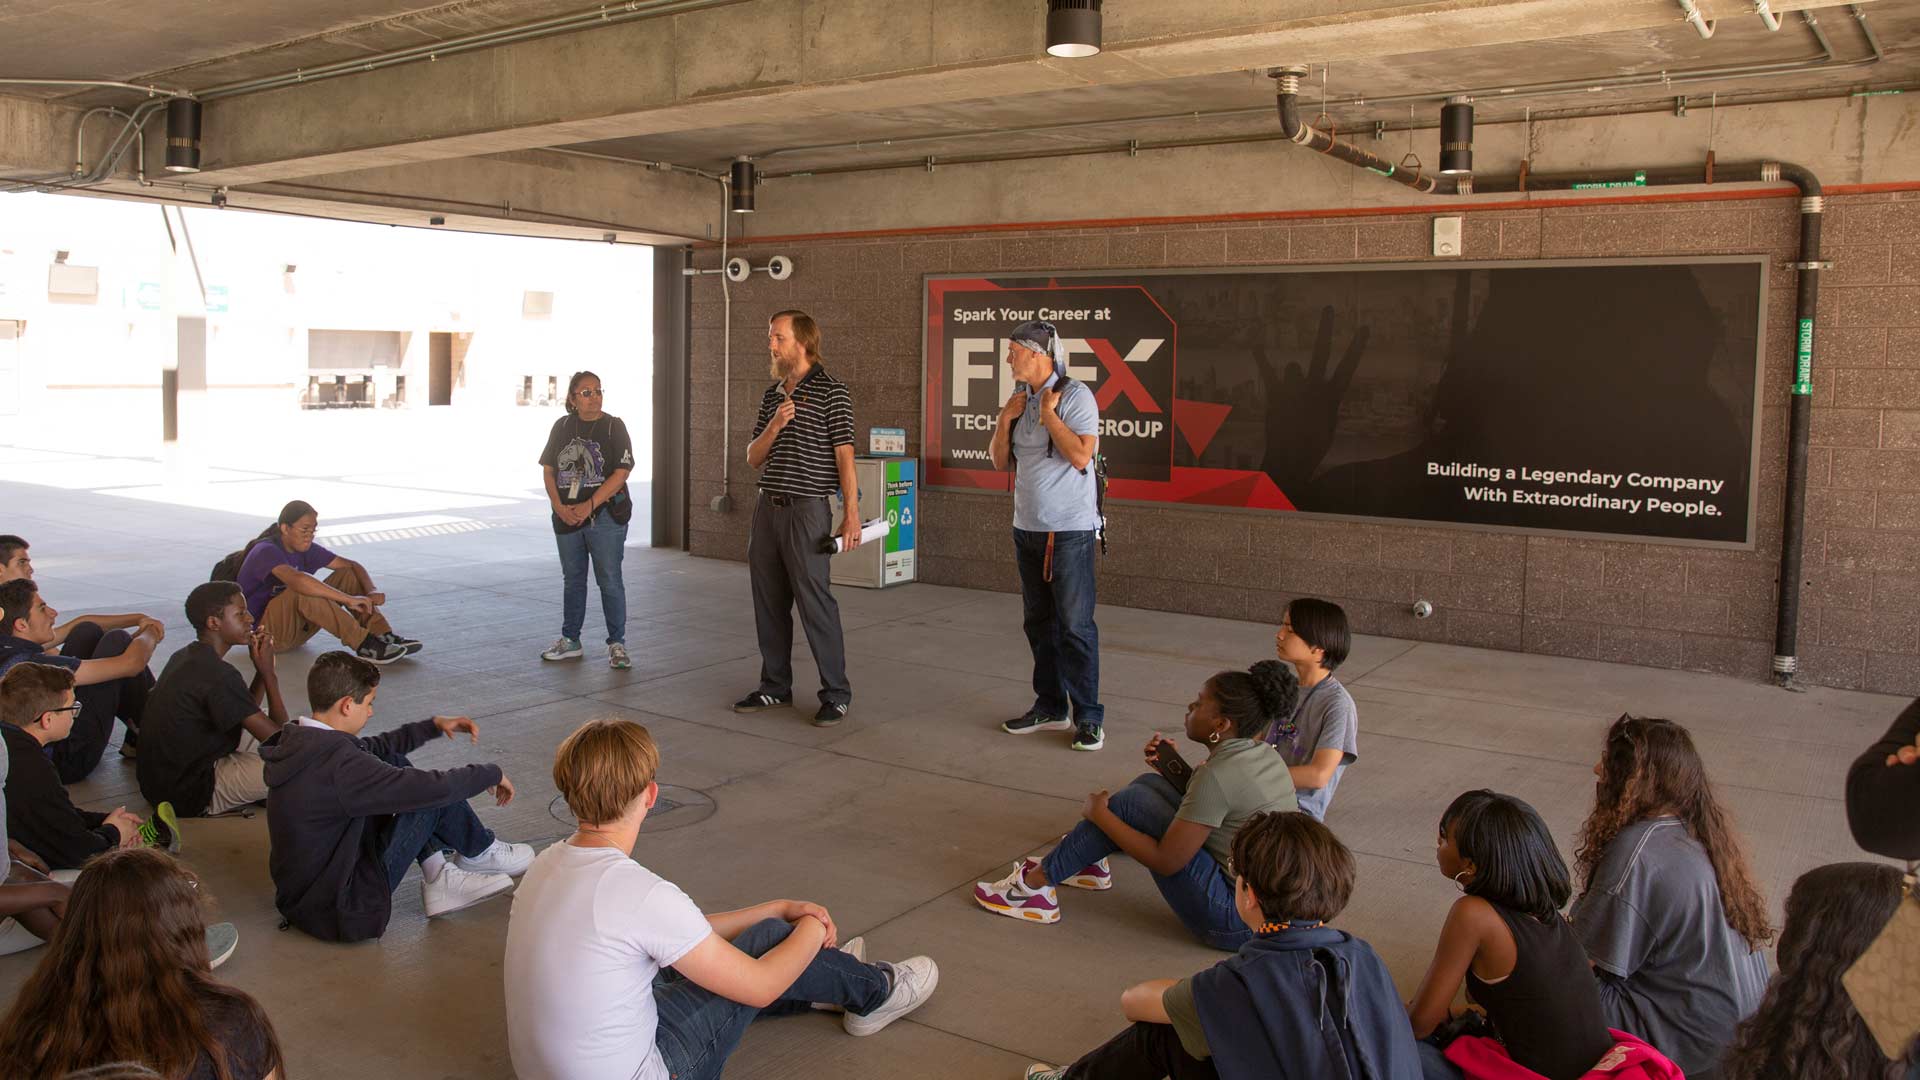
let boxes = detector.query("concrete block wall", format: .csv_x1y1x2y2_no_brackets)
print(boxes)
687,189,1920,694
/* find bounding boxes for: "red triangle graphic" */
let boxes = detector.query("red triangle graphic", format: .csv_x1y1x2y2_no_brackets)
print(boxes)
1173,399,1234,458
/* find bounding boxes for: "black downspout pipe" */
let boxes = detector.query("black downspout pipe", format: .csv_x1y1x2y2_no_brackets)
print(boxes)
1272,73,1823,687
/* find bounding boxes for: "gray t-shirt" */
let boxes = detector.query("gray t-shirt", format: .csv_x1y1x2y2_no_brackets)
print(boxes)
1569,817,1771,1077
1011,374,1101,532
1175,737,1299,870
1263,675,1357,821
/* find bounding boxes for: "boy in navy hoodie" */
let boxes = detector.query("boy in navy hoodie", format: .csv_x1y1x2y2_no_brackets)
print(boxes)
262,650,535,942
1026,811,1419,1080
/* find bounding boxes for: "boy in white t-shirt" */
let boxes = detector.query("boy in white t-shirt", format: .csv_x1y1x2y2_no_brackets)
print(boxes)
504,719,940,1080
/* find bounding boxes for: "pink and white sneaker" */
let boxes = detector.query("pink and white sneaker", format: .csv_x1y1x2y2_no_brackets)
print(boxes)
973,858,1060,924
1060,858,1113,891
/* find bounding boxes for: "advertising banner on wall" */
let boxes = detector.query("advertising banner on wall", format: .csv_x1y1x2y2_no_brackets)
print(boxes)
923,259,1765,545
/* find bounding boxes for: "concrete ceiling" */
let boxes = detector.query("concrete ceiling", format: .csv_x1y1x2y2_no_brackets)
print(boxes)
563,3,1920,174
1,0,1912,179
0,0,602,101
0,0,1914,244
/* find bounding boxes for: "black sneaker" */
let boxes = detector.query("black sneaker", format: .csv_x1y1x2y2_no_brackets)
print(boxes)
811,702,849,728
1071,723,1105,752
382,632,425,656
732,691,793,713
1002,711,1072,736
356,638,409,665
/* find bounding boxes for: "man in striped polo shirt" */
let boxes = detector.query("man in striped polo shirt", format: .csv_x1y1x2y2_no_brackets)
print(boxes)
732,310,861,727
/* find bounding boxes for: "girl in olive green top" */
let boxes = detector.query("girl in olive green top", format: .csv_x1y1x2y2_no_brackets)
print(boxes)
975,660,1301,950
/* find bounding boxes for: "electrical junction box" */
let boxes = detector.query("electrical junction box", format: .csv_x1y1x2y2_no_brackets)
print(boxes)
1433,217,1463,257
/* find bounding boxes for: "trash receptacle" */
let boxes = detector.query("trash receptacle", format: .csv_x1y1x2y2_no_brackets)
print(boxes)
831,457,916,588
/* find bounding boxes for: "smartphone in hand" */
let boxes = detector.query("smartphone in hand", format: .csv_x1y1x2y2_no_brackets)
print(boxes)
1152,740,1194,795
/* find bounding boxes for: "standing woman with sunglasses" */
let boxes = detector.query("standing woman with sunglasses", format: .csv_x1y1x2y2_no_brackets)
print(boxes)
539,371,636,669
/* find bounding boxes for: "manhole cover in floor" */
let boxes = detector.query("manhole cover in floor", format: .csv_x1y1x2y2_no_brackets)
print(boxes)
547,785,716,833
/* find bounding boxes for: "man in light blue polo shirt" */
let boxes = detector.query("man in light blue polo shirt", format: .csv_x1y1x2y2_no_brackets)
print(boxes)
988,321,1105,751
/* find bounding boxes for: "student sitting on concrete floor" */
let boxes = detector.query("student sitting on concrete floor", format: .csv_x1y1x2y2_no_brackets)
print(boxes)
0,663,181,872
1025,810,1420,1080
1570,716,1772,1080
1265,597,1358,822
975,661,1299,950
505,719,939,1080
0,578,160,781
0,534,166,659
224,500,418,665
0,849,270,1079
262,650,533,942
1410,790,1678,1080
1723,862,1918,1080
137,581,289,819
0,731,72,957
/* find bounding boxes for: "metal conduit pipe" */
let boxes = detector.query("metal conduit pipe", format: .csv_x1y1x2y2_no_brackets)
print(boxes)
0,78,192,97
75,107,147,184
1271,77,1825,686
1273,69,1451,194
2,98,164,194
1678,0,1718,38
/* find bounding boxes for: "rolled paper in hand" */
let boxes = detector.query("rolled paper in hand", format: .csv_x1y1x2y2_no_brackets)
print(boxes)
820,518,891,554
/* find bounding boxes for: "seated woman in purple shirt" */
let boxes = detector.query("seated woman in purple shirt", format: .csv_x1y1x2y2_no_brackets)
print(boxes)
230,500,417,666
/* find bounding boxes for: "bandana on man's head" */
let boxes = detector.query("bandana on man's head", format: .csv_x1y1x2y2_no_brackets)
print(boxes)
1009,319,1068,375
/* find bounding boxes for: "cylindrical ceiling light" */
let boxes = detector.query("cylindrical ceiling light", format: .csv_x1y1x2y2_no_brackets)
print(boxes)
164,98,203,174
1046,0,1103,58
729,156,756,214
1439,96,1474,176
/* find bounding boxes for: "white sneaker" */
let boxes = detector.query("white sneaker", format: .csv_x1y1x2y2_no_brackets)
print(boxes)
843,955,938,1036
454,839,536,876
812,936,867,1013
541,637,583,661
422,864,514,918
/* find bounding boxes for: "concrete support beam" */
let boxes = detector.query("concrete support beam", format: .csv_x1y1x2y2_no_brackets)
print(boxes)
735,93,1920,238
0,94,82,179
60,147,722,247
183,0,1852,185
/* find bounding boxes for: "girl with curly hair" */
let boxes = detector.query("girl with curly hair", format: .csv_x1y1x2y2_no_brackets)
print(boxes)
1723,862,1916,1080
975,660,1301,950
1570,715,1772,1080
0,848,282,1080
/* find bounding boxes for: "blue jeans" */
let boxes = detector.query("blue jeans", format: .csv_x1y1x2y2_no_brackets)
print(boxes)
1013,527,1102,726
653,918,893,1080
556,505,628,646
1040,774,1250,952
371,749,496,891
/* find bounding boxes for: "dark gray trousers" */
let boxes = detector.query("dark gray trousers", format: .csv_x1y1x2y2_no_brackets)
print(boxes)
748,492,851,707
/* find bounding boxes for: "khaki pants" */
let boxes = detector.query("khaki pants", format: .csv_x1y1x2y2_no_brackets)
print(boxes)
207,732,267,816
263,565,392,652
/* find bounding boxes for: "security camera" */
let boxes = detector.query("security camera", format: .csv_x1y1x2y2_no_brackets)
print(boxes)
766,254,794,281
725,257,751,283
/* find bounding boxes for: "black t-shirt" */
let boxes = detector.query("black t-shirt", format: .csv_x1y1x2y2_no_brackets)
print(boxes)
538,413,635,532
136,642,259,817
183,991,278,1080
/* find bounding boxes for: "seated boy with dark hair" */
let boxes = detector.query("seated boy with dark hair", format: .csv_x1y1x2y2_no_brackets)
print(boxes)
0,578,161,781
262,650,535,942
0,534,163,654
137,582,289,818
1026,811,1419,1080
0,663,179,871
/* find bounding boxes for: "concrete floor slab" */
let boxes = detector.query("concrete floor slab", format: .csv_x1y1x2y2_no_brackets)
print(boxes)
0,468,1907,1080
